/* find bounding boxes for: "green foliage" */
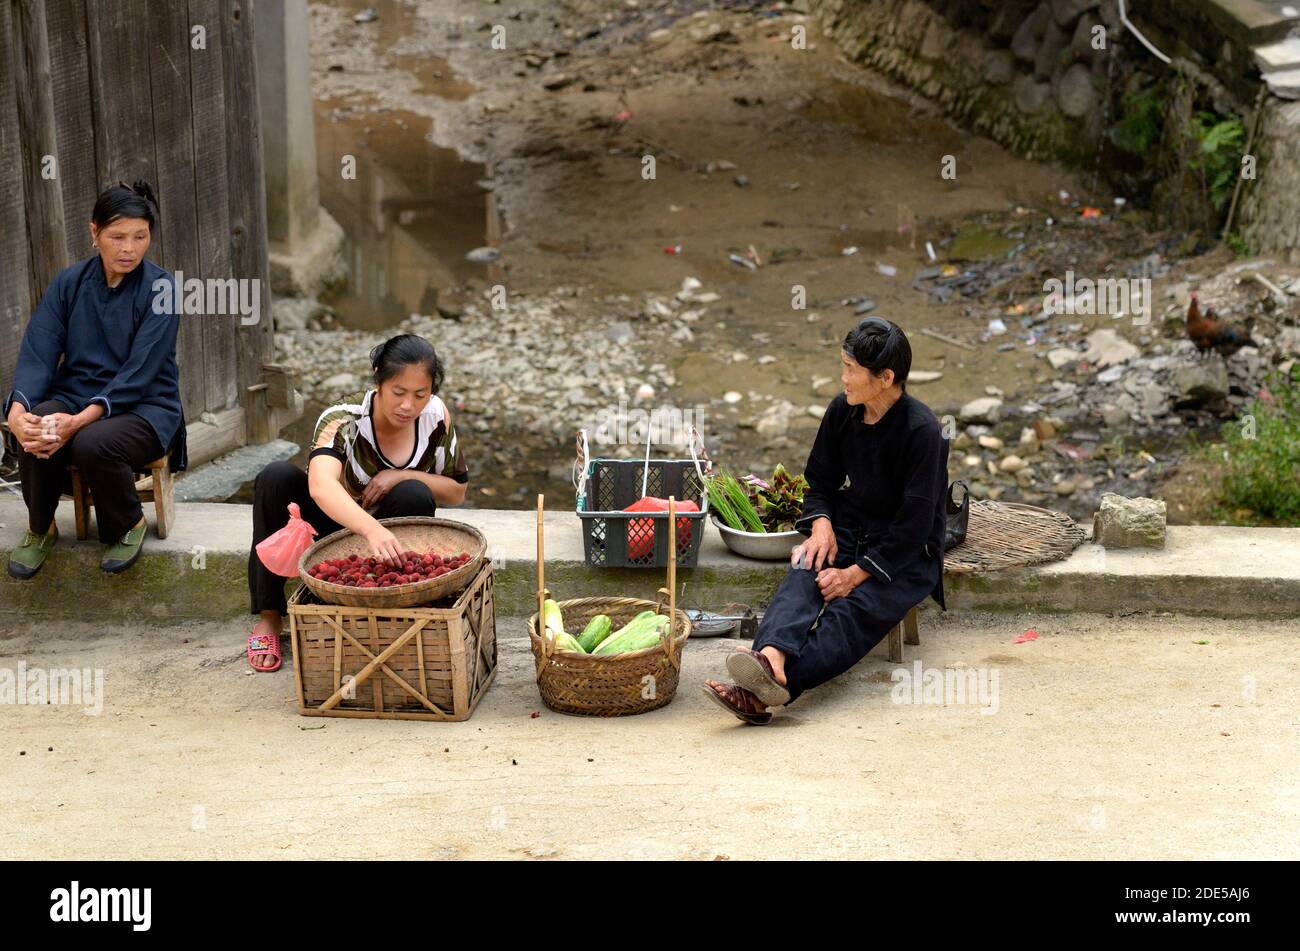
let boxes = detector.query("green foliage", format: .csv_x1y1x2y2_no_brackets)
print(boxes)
1110,86,1164,155
705,469,765,533
1224,231,1251,257
1214,366,1300,522
1106,71,1247,235
1188,111,1246,212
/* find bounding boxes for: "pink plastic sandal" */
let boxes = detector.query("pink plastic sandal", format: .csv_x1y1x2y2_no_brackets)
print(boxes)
247,627,282,672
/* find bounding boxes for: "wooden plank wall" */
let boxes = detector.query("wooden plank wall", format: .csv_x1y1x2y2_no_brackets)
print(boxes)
221,0,274,400
13,0,67,307
1,0,273,425
0,1,31,392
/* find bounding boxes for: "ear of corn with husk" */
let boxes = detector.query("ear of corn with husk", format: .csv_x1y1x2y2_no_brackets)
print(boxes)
543,598,587,653
590,610,671,655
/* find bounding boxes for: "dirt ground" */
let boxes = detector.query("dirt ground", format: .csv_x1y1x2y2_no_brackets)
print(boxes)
287,0,1292,527
3,612,1296,860
308,0,1096,406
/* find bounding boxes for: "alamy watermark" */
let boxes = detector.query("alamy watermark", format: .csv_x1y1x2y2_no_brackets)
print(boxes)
152,271,261,325
589,399,708,447
0,662,103,715
890,661,999,715
50,882,150,931
1042,270,1151,326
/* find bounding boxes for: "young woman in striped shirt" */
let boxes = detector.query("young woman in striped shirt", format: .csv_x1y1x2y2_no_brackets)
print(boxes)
245,334,469,671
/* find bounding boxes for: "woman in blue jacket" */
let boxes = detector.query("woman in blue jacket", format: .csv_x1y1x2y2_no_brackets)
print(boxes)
5,181,185,578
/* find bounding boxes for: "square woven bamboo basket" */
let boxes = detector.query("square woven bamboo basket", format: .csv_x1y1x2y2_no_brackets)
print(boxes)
288,561,497,722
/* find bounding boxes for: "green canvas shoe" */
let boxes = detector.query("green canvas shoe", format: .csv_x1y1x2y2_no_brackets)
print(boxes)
101,517,147,574
8,524,58,580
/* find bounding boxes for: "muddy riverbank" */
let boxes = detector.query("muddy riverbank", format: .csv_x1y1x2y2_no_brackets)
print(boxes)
270,0,1299,524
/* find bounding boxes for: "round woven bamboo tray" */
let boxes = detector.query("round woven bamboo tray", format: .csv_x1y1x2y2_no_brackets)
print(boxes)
297,517,487,608
942,499,1086,574
527,596,692,717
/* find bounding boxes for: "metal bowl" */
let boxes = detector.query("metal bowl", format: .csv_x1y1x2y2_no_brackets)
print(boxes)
711,516,802,561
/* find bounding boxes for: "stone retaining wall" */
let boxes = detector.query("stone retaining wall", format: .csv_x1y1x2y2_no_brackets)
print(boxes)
809,0,1117,164
808,0,1300,258
1240,99,1300,264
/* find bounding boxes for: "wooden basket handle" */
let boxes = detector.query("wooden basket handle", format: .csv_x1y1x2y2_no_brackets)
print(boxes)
535,493,554,672
655,497,682,670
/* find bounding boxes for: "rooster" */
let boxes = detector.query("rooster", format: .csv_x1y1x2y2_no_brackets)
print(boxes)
1186,293,1245,357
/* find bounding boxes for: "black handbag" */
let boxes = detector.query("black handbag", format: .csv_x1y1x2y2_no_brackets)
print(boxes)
943,480,970,551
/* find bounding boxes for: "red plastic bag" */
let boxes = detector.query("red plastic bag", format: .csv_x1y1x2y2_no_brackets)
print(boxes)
623,496,699,560
256,502,319,577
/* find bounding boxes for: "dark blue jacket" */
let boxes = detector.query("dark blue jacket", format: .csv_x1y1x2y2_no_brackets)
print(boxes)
4,256,187,471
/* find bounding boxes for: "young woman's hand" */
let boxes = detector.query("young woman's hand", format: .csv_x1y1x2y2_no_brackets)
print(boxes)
792,516,837,570
364,522,404,567
817,564,868,601
360,468,405,509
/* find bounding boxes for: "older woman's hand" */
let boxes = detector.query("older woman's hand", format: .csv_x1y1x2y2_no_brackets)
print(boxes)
8,407,60,458
817,564,868,601
792,516,837,570
8,406,39,443
42,410,78,444
27,413,79,459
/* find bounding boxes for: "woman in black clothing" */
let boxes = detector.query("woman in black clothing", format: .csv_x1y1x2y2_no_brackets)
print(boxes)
704,317,950,724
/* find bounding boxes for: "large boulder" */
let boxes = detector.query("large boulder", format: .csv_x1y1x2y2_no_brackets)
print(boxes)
1057,63,1097,117
1170,356,1229,404
983,49,1017,85
1052,0,1100,26
1071,12,1102,61
1034,17,1072,79
1093,493,1166,548
992,0,1040,42
1012,2,1051,62
1014,74,1052,113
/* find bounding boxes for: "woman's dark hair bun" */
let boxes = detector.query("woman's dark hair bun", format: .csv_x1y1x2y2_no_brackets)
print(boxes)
91,179,160,231
130,179,159,213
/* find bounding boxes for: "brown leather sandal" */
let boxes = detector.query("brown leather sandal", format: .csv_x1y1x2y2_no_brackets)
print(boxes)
726,648,791,707
701,681,773,725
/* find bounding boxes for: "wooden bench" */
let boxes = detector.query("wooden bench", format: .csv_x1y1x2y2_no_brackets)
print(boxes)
885,605,920,664
70,456,175,540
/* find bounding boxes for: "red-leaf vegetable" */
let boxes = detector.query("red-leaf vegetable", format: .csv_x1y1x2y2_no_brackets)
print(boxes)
744,464,808,532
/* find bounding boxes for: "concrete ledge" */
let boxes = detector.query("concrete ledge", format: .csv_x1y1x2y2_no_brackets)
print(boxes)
1,500,1298,621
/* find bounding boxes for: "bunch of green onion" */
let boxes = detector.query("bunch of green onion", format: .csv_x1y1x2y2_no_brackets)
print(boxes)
706,469,766,533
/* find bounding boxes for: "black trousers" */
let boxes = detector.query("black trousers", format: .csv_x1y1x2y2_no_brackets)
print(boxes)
751,522,940,704
249,460,439,615
17,398,164,544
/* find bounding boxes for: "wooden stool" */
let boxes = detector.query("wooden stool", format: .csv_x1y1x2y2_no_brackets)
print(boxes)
886,605,921,664
69,456,175,540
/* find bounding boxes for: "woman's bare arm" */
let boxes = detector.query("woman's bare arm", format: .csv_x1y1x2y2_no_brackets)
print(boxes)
306,455,378,535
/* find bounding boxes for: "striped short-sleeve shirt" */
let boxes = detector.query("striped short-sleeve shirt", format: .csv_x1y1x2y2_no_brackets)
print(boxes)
308,389,469,499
